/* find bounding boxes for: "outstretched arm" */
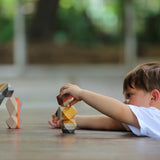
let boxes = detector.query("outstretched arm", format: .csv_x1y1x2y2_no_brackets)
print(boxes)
60,83,139,128
48,114,125,130
75,115,125,130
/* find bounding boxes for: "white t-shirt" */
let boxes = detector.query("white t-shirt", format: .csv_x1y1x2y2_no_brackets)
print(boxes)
124,105,160,138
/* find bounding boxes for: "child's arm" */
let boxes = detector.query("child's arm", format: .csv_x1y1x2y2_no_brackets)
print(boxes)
48,114,125,130
75,115,125,130
60,83,139,128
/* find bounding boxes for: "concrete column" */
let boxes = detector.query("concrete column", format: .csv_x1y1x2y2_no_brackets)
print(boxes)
13,0,26,74
124,0,137,67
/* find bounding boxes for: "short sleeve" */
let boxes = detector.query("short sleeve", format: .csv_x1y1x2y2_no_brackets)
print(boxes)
126,105,160,138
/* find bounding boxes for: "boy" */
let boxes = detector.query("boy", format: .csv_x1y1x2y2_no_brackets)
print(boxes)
48,62,160,138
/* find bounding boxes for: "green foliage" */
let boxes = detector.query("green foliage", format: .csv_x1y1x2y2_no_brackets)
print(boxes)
55,0,123,46
0,0,17,17
55,7,100,45
0,15,14,43
0,0,160,44
0,0,16,43
56,0,160,44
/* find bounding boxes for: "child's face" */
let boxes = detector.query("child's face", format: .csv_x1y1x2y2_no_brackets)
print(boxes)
124,87,151,107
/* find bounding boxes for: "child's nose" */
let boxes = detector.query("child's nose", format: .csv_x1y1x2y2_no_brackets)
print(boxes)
124,99,129,104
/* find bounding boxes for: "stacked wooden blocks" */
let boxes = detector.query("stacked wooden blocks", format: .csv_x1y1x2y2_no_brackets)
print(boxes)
56,94,77,133
6,97,22,129
0,83,22,129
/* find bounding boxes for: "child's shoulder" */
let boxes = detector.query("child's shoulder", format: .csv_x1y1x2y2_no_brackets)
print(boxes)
128,104,160,118
126,105,160,138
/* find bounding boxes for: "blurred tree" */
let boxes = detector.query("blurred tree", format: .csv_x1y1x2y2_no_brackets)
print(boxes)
0,0,160,44
54,0,123,45
145,14,160,42
29,0,59,41
55,7,99,45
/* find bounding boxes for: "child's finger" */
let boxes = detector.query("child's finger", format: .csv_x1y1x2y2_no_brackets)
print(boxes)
70,99,78,106
53,119,58,124
52,114,59,121
60,83,70,93
57,120,61,128
52,114,57,119
48,121,56,127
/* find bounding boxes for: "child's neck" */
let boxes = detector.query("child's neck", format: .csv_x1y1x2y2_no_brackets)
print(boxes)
152,104,160,110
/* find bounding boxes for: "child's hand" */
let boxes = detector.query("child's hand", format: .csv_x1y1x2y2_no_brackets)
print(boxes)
48,114,61,128
60,83,82,106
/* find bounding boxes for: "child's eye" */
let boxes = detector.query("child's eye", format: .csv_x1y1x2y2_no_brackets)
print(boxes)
126,93,132,99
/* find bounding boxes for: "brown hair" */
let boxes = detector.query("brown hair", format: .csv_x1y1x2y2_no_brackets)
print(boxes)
123,62,160,93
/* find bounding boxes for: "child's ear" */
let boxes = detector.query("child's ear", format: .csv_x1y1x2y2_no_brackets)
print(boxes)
150,89,160,105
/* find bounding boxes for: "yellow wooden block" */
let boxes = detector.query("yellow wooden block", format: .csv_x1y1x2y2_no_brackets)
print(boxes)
62,106,77,120
63,119,76,123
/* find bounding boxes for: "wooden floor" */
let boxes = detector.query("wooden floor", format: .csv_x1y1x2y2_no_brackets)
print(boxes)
0,109,160,160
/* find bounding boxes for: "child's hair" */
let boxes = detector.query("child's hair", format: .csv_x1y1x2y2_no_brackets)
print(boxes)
123,62,160,93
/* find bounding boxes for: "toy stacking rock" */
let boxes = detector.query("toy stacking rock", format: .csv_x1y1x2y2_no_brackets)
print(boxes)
61,119,77,133
0,83,22,129
0,83,14,105
57,94,74,107
6,97,22,129
56,94,77,133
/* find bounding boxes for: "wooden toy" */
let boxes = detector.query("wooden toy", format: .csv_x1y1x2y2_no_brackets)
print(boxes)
62,106,77,120
5,87,14,97
6,97,17,116
57,94,73,107
55,106,77,120
5,97,22,129
61,119,77,133
0,83,22,129
0,83,14,105
55,94,77,133
0,83,8,92
55,106,65,120
6,116,21,129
